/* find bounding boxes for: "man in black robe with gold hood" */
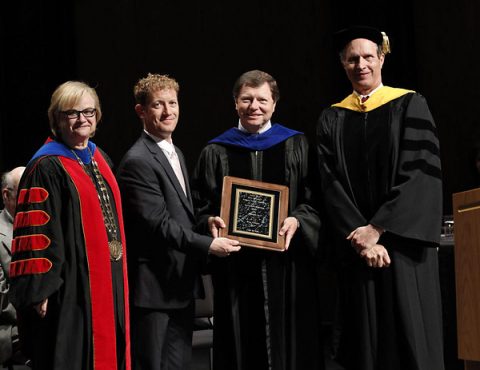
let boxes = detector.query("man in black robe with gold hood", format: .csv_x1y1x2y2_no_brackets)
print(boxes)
315,26,445,370
192,70,324,370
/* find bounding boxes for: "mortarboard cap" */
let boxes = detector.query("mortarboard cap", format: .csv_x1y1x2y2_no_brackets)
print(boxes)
333,25,391,55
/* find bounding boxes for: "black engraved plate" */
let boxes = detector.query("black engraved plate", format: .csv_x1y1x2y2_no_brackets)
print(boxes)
234,190,272,237
220,176,288,251
231,187,277,240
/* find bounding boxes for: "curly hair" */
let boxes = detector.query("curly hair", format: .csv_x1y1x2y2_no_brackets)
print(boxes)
134,73,180,105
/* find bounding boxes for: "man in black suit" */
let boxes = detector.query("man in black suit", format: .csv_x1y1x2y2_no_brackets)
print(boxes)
117,73,240,370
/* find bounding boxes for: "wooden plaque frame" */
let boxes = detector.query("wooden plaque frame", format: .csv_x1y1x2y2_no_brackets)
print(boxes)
219,176,289,251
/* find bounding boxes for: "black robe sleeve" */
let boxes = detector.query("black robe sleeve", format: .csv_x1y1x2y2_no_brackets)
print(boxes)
285,135,322,255
191,144,228,234
370,93,442,243
10,157,66,310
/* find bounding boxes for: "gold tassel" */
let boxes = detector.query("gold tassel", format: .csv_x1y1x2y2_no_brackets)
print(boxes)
381,31,391,54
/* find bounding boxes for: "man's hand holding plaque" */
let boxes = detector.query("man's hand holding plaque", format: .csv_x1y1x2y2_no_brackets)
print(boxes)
205,216,240,257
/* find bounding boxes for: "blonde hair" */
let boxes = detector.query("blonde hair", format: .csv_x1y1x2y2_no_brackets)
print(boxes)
48,81,102,137
133,73,179,106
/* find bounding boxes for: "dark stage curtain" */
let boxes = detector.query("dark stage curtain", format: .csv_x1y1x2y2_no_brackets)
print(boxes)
2,0,480,212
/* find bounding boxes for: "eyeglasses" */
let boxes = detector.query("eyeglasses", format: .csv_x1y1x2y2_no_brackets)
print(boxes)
61,108,97,119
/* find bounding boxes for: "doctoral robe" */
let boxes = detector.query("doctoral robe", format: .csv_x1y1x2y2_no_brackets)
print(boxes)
9,140,130,370
315,87,444,370
192,124,324,370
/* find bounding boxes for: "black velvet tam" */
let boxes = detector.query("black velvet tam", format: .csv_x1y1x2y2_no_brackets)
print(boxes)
333,25,384,52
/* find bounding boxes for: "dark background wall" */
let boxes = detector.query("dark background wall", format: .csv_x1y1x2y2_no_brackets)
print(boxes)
1,0,479,214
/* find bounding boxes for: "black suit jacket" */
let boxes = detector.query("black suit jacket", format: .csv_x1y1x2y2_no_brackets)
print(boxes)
117,132,212,310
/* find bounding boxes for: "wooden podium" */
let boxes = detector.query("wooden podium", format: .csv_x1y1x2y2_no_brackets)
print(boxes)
453,188,480,370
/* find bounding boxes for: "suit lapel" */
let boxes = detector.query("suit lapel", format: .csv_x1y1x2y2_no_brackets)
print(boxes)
141,133,195,216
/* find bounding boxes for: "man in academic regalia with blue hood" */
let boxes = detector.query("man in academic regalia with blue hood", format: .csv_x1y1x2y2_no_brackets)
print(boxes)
191,70,324,370
315,26,445,370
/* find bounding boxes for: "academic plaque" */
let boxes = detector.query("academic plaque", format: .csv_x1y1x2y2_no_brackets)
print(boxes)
219,176,289,251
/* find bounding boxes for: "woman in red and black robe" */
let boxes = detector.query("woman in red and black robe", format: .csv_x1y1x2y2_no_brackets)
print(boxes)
10,81,130,370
